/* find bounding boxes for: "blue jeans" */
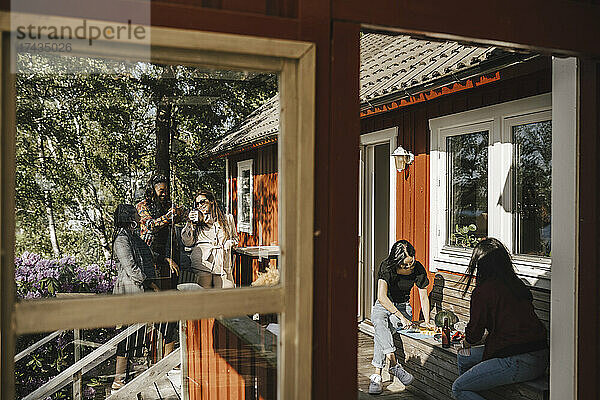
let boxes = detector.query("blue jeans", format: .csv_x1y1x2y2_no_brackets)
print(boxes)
371,300,412,369
452,346,549,400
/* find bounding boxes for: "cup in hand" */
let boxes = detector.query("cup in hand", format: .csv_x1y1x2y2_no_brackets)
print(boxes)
188,210,200,223
189,209,201,223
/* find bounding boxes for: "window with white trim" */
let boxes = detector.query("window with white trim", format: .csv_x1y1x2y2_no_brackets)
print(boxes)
430,94,552,280
2,15,315,400
237,159,253,234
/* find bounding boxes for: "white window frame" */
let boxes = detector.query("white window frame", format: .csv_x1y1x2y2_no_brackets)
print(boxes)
429,93,552,287
360,127,398,251
1,12,316,400
357,127,397,324
237,159,254,234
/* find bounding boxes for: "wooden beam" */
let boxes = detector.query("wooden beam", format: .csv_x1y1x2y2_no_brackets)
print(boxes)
326,20,360,400
14,287,283,334
106,347,180,400
577,58,600,400
333,0,600,57
150,2,300,40
1,33,17,398
0,1,301,41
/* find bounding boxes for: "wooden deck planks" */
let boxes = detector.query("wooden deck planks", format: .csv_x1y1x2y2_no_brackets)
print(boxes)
359,329,548,400
357,332,425,399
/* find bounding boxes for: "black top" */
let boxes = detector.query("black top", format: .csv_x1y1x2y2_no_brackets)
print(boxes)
377,260,429,303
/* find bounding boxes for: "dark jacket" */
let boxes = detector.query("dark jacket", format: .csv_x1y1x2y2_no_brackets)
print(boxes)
466,278,548,360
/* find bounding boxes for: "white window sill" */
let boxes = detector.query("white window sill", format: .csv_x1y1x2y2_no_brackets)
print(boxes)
238,223,252,234
431,246,551,290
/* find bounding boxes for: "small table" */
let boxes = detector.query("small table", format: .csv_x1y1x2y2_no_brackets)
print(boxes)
233,246,280,286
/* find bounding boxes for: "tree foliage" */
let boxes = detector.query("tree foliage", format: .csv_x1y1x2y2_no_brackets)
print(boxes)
16,53,277,263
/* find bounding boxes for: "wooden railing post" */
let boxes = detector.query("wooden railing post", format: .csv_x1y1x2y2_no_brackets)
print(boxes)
72,328,82,400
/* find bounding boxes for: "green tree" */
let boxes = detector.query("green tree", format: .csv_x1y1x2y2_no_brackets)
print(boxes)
16,53,277,263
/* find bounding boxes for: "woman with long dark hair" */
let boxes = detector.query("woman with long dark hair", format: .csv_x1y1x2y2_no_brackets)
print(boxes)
452,238,548,400
368,240,433,395
111,204,159,295
110,204,161,391
181,190,238,288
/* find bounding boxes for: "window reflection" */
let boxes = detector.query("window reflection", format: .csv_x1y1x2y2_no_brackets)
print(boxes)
513,120,552,257
447,131,489,248
15,51,279,298
15,315,279,399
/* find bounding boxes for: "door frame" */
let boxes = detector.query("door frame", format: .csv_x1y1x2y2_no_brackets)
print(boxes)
358,127,397,327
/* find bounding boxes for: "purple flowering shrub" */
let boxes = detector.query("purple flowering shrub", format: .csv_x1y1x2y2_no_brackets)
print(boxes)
16,328,118,399
15,253,118,398
15,252,117,299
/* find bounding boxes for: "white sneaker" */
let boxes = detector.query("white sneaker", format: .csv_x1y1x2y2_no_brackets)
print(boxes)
368,374,383,395
389,363,414,386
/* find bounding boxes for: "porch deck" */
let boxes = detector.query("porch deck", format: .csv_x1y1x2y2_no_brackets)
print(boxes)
358,331,424,399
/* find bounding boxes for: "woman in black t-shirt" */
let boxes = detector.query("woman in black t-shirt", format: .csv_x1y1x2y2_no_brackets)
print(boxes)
368,240,433,395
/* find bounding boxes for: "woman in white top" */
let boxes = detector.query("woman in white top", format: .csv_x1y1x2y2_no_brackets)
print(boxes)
181,190,238,288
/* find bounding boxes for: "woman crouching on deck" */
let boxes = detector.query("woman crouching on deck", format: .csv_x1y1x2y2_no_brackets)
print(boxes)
452,238,549,400
368,240,433,395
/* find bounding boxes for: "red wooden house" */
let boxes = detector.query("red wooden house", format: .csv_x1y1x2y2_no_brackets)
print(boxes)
205,94,280,285
202,32,551,322
4,2,599,400
357,33,552,329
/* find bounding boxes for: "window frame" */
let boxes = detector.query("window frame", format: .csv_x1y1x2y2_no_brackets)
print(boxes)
237,159,254,234
0,12,316,400
429,93,552,287
504,110,553,260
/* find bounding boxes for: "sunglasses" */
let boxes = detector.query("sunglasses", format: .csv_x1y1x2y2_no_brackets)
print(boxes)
195,199,210,207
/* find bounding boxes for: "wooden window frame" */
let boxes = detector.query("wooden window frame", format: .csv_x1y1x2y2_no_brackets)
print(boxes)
237,159,254,234
0,12,316,400
429,93,552,287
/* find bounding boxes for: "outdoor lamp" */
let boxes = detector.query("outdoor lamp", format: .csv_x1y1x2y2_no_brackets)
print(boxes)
391,146,414,172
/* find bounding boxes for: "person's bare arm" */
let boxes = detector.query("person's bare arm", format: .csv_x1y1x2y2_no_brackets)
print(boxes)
377,279,411,327
418,287,434,329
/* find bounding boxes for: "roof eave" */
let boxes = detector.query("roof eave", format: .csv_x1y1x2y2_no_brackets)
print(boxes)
201,135,279,160
360,53,537,111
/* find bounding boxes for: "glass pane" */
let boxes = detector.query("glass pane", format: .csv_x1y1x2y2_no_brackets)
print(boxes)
447,131,488,247
16,314,279,399
15,49,281,299
513,120,552,257
241,169,252,225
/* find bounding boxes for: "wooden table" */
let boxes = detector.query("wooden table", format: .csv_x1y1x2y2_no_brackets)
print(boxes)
233,246,280,286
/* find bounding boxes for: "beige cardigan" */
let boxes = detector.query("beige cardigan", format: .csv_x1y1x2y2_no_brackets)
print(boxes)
181,214,238,286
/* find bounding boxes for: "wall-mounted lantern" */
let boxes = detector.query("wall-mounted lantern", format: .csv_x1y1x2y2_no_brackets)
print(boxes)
391,146,414,172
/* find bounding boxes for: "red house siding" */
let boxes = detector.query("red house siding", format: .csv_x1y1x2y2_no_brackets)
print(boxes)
360,59,552,321
228,143,279,282
186,319,276,400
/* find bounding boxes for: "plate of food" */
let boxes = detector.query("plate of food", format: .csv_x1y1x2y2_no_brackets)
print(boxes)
418,322,438,336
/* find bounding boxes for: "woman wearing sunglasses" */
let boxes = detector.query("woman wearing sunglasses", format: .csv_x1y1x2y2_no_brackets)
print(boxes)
181,190,238,289
368,239,434,395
